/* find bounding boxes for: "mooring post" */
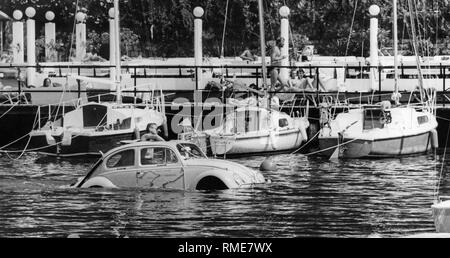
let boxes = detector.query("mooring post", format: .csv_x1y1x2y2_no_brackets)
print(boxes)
75,11,87,62
279,6,290,80
193,6,204,131
12,10,24,64
369,5,380,92
25,7,36,87
45,11,56,62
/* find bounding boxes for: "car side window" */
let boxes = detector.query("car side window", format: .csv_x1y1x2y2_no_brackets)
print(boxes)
166,149,179,164
141,147,179,165
106,149,135,168
141,147,165,165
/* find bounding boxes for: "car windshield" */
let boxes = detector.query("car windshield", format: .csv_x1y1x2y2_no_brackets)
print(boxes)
176,143,207,159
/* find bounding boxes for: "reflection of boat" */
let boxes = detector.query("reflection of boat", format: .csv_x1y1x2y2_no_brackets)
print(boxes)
29,102,165,157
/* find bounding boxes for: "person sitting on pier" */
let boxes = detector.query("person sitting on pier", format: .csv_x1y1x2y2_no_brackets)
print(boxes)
240,46,257,62
42,78,62,88
141,123,165,142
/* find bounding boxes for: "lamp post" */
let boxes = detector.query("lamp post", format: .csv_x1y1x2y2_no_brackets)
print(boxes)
45,11,56,62
25,7,36,86
12,10,24,64
369,5,380,91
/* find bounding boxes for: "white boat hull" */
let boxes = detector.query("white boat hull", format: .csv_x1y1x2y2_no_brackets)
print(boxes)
210,129,304,155
319,130,436,158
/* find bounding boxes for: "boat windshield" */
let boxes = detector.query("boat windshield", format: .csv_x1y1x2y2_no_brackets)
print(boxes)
176,143,207,159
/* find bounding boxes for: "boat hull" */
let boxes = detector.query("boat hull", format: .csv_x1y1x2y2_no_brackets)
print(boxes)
29,131,143,157
319,130,434,158
210,129,304,156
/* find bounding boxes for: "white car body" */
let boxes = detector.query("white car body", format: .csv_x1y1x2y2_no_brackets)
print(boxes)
72,141,266,190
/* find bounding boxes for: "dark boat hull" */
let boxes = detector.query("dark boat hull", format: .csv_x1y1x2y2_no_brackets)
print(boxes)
29,131,142,157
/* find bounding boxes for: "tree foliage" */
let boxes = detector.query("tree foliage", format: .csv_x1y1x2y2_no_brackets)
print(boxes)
1,0,450,59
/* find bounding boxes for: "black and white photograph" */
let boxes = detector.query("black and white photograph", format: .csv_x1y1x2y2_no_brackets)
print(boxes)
0,0,450,247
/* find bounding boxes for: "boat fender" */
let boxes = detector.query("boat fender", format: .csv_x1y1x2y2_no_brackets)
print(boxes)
260,156,277,171
163,118,169,138
299,120,308,142
431,129,439,149
269,130,278,150
133,127,140,140
45,131,56,145
61,130,72,146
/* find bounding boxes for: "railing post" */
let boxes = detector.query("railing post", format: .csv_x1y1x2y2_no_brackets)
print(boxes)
316,67,319,103
77,66,81,99
378,66,382,103
134,67,137,101
444,65,446,91
256,67,259,89
194,67,198,91
401,63,404,78
17,67,21,95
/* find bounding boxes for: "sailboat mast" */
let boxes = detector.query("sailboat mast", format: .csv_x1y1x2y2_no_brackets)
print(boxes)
407,0,425,101
393,0,399,100
257,0,267,91
114,0,122,104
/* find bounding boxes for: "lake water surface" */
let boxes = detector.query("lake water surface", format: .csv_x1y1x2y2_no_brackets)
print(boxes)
0,152,449,238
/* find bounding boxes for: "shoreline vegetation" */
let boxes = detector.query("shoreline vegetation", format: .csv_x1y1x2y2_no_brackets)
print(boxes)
0,0,450,62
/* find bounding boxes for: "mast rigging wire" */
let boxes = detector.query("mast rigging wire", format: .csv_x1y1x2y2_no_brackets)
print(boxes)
345,0,358,57
220,0,230,58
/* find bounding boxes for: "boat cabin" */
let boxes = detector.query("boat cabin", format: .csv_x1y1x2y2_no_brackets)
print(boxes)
220,107,292,134
362,105,392,130
62,103,141,131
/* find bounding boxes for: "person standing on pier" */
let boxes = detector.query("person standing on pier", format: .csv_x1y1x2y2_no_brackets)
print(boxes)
269,37,288,91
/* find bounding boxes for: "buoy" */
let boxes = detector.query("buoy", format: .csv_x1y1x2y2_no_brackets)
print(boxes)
260,156,277,171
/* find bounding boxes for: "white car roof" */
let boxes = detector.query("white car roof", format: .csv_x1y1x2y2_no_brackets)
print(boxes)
103,140,195,157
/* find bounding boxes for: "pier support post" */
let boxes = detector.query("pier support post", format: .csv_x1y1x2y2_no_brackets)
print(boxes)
45,11,56,62
193,7,204,131
279,6,290,80
25,7,36,87
75,12,87,62
369,5,380,91
12,10,24,64
108,8,116,84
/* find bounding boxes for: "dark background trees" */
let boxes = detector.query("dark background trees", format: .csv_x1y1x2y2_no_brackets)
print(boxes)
1,0,449,60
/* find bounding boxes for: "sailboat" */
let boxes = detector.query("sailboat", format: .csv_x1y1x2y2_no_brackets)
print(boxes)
318,1,438,159
179,1,310,156
28,0,166,157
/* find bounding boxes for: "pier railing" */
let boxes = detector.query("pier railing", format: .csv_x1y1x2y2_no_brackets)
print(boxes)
1,63,450,106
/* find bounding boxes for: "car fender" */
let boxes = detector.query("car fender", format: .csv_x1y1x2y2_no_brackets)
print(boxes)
80,176,117,188
188,169,238,190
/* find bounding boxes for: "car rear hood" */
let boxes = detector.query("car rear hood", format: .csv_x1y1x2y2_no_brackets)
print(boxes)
184,159,265,184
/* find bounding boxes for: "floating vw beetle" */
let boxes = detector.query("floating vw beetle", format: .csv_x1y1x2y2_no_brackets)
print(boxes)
71,141,266,190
